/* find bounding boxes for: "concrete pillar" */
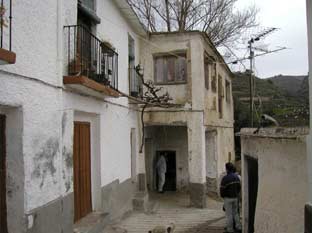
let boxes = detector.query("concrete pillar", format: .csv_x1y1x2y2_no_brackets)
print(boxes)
306,0,312,203
187,112,207,208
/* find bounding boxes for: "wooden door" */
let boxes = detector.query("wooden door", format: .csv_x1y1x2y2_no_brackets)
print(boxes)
74,122,92,222
0,115,8,233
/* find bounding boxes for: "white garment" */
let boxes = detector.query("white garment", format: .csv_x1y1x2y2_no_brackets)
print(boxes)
158,172,166,192
156,156,167,174
156,156,167,192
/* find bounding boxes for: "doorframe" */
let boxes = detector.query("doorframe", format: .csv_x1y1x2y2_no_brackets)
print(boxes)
0,114,8,233
243,154,259,233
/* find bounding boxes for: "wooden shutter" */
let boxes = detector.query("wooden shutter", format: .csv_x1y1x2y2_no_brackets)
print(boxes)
176,54,186,81
154,57,164,83
167,56,175,82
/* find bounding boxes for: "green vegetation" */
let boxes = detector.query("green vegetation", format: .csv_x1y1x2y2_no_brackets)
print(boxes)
233,72,309,131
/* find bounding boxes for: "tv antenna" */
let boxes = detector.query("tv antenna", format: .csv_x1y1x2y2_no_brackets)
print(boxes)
229,27,287,127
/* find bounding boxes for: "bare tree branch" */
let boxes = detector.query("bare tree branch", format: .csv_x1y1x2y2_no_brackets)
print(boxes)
127,0,259,47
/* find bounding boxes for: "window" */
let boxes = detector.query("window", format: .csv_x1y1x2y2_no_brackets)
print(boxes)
211,63,217,92
79,0,95,10
154,53,187,84
204,55,210,90
226,80,231,102
128,36,142,97
218,75,224,119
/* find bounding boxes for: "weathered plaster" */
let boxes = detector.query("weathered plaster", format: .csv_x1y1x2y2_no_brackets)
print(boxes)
240,128,309,233
101,178,136,220
0,0,145,231
0,106,24,233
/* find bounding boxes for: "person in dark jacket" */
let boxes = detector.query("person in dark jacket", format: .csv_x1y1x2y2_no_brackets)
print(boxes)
220,162,242,233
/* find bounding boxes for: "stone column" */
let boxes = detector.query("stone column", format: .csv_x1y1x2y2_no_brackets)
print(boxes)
187,112,207,208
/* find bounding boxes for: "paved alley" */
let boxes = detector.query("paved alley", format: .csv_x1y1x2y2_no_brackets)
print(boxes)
103,193,226,233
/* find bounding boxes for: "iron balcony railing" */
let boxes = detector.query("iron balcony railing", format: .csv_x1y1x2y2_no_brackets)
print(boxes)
64,25,118,90
129,67,143,98
0,0,12,51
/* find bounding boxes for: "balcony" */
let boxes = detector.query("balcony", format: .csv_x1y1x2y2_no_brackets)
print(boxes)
63,25,119,98
0,0,15,64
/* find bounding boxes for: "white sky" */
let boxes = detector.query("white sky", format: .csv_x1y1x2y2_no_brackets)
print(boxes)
232,0,308,78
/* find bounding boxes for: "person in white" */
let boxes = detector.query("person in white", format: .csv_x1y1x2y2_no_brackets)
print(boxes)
156,154,167,193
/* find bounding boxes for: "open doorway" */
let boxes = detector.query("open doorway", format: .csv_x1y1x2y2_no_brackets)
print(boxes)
156,151,177,191
246,156,258,233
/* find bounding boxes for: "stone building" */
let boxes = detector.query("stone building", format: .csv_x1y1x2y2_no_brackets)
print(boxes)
0,1,235,233
141,32,235,207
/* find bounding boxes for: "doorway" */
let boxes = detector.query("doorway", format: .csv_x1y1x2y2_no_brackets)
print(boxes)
156,151,176,191
0,114,7,233
73,122,92,222
246,156,258,233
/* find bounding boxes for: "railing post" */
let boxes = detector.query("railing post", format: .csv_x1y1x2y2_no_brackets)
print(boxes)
9,0,12,51
0,0,4,49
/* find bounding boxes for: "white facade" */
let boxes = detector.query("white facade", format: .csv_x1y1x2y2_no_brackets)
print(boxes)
240,128,309,233
0,0,145,232
141,32,235,205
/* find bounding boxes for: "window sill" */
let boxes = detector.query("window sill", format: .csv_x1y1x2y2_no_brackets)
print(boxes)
154,81,187,86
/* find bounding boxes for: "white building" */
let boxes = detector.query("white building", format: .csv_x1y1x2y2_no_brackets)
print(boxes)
0,1,146,232
0,1,235,233
141,32,235,207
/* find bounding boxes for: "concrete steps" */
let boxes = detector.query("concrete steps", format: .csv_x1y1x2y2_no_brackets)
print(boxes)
73,212,110,233
132,192,149,212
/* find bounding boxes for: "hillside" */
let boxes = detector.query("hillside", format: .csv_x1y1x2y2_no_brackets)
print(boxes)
233,72,309,130
266,75,307,96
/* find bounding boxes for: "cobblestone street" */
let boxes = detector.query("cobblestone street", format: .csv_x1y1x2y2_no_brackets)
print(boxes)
103,193,226,233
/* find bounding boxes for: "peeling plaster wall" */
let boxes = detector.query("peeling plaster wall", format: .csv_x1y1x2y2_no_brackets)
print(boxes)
241,135,308,233
0,106,24,233
140,33,193,105
0,0,144,231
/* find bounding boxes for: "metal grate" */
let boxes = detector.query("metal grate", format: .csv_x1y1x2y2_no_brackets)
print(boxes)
64,25,118,90
0,0,12,51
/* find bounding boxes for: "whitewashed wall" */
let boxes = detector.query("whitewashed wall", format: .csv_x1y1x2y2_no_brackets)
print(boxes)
241,129,308,233
0,0,143,218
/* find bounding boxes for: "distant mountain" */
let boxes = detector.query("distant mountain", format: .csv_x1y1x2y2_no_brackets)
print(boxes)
233,72,309,130
266,75,307,96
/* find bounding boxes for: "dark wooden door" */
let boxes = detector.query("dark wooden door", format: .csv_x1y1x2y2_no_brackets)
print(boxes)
74,122,92,222
0,115,8,233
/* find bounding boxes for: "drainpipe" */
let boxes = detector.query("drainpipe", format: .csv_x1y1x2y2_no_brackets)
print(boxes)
57,0,63,86
57,0,64,199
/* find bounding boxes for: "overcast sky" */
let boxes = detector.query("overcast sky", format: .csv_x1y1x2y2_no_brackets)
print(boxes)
231,0,308,78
